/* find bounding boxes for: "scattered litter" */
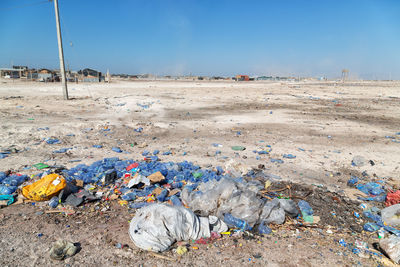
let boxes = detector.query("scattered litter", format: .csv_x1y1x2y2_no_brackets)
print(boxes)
45,138,61,145
33,163,49,170
53,148,72,153
282,154,296,159
112,147,123,153
270,158,284,164
231,146,246,151
352,155,366,167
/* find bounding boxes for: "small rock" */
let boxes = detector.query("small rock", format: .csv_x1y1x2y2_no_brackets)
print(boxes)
50,240,78,261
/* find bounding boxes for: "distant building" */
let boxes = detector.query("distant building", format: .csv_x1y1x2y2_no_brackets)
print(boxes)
37,69,55,81
235,75,249,81
256,76,273,81
0,68,21,78
13,66,28,71
78,68,103,82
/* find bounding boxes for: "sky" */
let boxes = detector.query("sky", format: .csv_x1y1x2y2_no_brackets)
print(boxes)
1,0,400,79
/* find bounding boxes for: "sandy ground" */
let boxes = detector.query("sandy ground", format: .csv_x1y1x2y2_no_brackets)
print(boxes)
0,79,399,266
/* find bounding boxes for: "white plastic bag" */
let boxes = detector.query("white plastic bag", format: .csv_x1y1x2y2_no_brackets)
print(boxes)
217,190,263,227
129,204,227,252
181,178,237,216
381,204,400,227
182,178,264,227
380,235,400,264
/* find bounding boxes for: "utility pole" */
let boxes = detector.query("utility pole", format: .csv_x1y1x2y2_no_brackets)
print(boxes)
53,0,69,100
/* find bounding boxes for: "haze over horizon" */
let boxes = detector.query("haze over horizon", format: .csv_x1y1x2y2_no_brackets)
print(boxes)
1,0,400,79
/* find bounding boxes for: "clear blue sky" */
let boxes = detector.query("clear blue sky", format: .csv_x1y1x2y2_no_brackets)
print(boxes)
1,0,400,79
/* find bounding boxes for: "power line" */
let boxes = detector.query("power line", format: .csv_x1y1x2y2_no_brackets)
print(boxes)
0,0,50,11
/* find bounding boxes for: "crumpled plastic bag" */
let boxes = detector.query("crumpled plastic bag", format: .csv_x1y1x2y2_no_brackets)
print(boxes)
224,159,251,177
182,177,299,227
22,174,66,201
217,190,264,227
181,178,237,217
381,204,400,227
0,195,14,206
182,178,266,227
260,198,298,224
182,178,264,226
129,204,227,252
379,235,400,264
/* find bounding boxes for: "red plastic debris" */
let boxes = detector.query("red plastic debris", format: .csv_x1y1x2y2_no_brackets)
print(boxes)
126,162,139,171
195,238,208,244
386,190,400,207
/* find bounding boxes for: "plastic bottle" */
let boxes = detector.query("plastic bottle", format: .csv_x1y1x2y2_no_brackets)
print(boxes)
223,213,252,231
49,196,59,208
122,192,136,201
0,172,7,183
156,189,168,202
258,221,272,234
170,195,182,206
171,182,184,189
129,202,149,209
298,200,314,223
364,222,381,232
347,176,359,187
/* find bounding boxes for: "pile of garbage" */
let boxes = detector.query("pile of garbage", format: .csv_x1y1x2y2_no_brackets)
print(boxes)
346,176,400,263
1,156,400,263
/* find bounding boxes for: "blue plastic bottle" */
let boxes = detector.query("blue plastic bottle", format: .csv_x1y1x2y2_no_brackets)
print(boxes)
363,222,381,232
129,202,149,209
170,195,182,206
298,200,314,223
258,221,272,234
223,213,252,231
49,196,59,208
122,192,136,201
157,189,168,202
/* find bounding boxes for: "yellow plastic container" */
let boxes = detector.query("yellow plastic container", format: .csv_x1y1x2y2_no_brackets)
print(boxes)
22,173,66,201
